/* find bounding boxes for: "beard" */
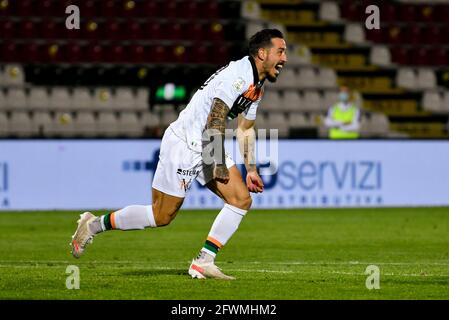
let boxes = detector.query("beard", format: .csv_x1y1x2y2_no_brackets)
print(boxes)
266,72,278,82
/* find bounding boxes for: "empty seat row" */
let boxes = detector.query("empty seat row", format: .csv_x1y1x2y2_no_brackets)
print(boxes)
366,25,449,45
0,0,223,19
1,20,236,42
396,68,438,90
390,46,448,67
0,111,163,137
341,1,449,23
259,89,343,112
0,87,150,111
269,67,337,90
0,42,233,65
422,91,449,114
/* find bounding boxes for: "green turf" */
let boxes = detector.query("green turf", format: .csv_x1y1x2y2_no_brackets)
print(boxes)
0,208,448,299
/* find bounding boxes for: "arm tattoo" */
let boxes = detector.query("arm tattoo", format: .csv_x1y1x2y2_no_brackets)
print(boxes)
205,98,230,166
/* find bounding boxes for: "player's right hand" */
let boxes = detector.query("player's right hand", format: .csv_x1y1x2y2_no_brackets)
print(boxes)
214,164,230,184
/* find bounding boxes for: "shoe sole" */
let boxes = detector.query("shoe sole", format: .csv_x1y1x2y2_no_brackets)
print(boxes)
70,212,93,259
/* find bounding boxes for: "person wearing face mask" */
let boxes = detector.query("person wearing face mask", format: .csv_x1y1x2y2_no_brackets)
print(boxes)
324,86,360,139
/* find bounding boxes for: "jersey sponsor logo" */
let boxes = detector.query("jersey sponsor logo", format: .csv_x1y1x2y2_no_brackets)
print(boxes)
232,77,246,92
177,168,199,176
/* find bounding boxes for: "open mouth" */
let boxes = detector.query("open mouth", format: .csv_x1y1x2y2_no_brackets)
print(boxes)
275,64,283,75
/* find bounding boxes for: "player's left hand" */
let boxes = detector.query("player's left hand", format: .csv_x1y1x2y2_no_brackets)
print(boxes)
246,171,264,193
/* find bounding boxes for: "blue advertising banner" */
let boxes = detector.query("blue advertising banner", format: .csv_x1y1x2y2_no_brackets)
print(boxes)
0,140,448,210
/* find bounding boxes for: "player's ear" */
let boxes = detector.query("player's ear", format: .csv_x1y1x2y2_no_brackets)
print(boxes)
257,47,267,61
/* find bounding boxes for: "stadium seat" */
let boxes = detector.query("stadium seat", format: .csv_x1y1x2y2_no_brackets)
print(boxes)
93,88,113,111
282,91,303,112
72,88,94,111
135,88,150,111
97,112,119,137
0,90,5,110
160,109,179,127
0,113,8,137
344,24,365,44
9,112,35,137
3,64,25,86
28,87,50,111
319,1,340,22
391,46,410,65
288,113,314,128
258,90,281,112
266,113,288,137
297,68,318,89
140,111,161,131
113,88,135,111
302,91,322,112
0,20,14,39
49,87,72,111
32,111,52,136
318,68,337,88
118,112,143,137
411,47,429,66
396,68,417,89
48,112,76,137
322,90,339,109
74,112,97,137
422,91,443,113
442,92,449,113
272,68,297,89
416,69,437,89
370,46,391,66
5,88,27,110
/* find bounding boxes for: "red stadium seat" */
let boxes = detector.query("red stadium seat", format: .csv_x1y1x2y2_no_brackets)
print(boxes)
41,21,60,39
191,45,209,64
36,0,55,17
145,22,163,40
442,25,449,44
1,42,18,62
382,3,396,23
162,1,178,19
22,43,43,63
399,5,416,22
171,45,189,64
365,28,384,43
182,1,200,19
166,23,184,40
20,20,37,39
126,21,143,40
411,47,429,66
122,0,138,18
385,25,403,44
85,21,101,40
340,2,360,21
429,47,448,66
16,0,33,16
208,22,225,42
101,0,117,17
434,5,449,22
391,46,409,65
105,21,124,40
0,0,13,16
423,25,441,45
86,44,104,62
211,44,230,65
153,45,167,63
140,1,160,17
201,1,219,19
417,5,435,22
66,44,83,63
80,0,97,18
130,45,146,63
0,21,15,39
185,23,204,42
107,44,126,63
405,25,421,45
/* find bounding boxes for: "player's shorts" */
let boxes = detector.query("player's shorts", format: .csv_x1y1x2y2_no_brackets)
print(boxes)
152,127,235,198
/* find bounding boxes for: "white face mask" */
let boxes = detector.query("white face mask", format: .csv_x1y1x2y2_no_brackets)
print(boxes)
339,92,349,102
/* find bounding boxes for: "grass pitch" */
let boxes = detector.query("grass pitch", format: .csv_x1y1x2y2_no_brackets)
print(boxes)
0,208,448,300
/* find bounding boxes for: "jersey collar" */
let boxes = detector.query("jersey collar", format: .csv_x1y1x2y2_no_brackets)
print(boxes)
248,56,263,86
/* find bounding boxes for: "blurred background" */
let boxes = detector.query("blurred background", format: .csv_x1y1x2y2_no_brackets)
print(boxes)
1,0,448,140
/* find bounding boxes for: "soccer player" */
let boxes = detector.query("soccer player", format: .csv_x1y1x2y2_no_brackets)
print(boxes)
70,29,287,280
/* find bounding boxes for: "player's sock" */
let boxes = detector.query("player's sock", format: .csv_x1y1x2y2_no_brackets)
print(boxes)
89,205,156,234
198,204,247,260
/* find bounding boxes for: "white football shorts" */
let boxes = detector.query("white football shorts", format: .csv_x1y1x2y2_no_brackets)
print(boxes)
152,127,235,198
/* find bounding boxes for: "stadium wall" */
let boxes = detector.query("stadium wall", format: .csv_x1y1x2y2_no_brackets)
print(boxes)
1,140,448,210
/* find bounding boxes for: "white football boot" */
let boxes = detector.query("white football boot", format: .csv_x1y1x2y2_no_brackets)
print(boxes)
70,212,96,258
188,259,236,280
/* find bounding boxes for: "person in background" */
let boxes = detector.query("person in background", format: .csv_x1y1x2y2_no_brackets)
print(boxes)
324,86,360,139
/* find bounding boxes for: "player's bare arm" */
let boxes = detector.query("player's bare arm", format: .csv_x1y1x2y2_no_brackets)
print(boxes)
237,115,264,193
206,97,230,184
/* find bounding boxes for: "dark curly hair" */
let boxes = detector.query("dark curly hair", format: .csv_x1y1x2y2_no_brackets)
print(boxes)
248,29,284,57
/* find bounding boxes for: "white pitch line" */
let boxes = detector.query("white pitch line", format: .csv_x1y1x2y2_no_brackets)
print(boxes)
329,271,449,277
1,260,449,267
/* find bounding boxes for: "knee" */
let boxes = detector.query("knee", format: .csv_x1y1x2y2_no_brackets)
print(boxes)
227,193,252,211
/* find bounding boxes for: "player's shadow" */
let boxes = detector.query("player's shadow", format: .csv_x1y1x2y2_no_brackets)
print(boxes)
121,269,187,276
